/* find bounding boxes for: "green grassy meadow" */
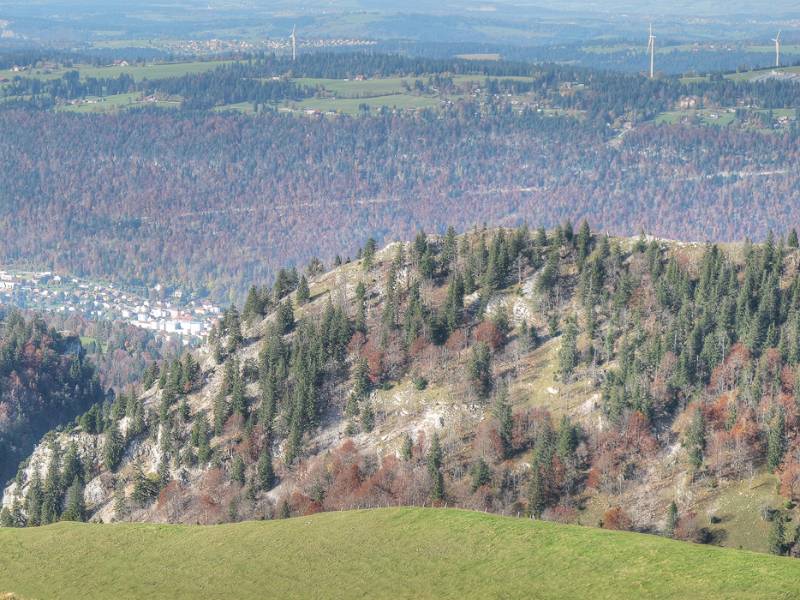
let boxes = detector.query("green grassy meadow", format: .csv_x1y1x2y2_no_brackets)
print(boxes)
0,60,230,83
2,507,800,599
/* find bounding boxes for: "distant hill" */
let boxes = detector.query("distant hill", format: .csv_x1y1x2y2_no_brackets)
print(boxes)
2,507,800,599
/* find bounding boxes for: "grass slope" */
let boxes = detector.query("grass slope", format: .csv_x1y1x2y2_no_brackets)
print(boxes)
2,508,800,599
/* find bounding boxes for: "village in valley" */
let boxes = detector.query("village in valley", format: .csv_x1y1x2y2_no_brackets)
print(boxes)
0,268,221,342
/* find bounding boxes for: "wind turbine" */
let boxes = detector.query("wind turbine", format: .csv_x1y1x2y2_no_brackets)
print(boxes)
290,25,297,62
772,30,782,68
647,23,656,79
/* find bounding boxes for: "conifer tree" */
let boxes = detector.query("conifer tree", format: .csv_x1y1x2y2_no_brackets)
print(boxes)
213,387,229,436
769,513,786,555
360,400,375,432
61,477,86,522
61,442,83,488
131,464,159,506
558,317,579,381
354,281,367,334
41,447,62,525
493,385,513,459
25,468,44,526
276,299,295,334
231,374,246,417
231,455,246,486
225,305,244,353
362,238,377,271
468,342,493,401
789,228,799,249
113,477,129,522
257,447,275,491
528,462,545,519
401,434,413,461
575,220,592,267
685,407,706,470
427,432,444,502
296,275,310,305
103,421,124,471
767,409,787,471
469,458,492,492
666,501,678,537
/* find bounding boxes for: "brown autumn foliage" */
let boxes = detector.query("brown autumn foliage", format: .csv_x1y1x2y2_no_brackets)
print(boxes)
474,320,505,351
602,506,633,531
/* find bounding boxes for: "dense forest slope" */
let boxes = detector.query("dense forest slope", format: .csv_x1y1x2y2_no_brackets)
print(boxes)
2,53,800,299
5,225,800,558
0,313,102,483
2,109,797,300
2,508,800,600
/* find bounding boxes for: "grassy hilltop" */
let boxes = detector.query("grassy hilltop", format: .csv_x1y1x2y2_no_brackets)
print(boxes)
2,507,800,600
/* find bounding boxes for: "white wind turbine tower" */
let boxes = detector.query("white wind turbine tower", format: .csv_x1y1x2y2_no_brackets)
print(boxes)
772,30,782,68
290,25,297,61
647,23,656,79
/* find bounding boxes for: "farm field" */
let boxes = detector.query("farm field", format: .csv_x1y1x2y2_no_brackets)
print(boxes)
0,60,230,83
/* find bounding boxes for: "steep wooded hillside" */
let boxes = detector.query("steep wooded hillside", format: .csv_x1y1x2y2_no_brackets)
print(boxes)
0,313,102,483
5,225,800,557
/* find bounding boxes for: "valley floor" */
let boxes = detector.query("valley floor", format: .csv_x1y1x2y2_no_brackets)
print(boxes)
1,507,799,599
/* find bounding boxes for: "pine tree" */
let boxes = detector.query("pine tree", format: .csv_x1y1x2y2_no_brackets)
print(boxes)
61,477,86,522
401,434,413,461
442,225,458,273
468,342,493,401
558,317,579,380
103,421,124,471
41,447,62,525
354,281,367,334
769,513,786,555
469,458,492,492
528,461,546,519
242,285,260,322
231,374,246,417
427,432,444,502
276,299,295,334
131,464,159,506
113,477,129,522
226,305,244,353
666,501,678,537
575,220,592,267
767,409,787,471
142,362,158,389
443,273,465,334
296,275,310,305
258,447,275,491
213,386,229,436
685,406,706,470
361,400,375,432
61,442,83,488
493,385,513,459
789,228,799,249
25,468,44,526
362,238,377,271
231,455,246,485
556,415,578,464
351,357,370,401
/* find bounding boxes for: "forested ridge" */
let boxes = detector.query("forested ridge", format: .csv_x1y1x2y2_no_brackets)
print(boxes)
6,226,800,558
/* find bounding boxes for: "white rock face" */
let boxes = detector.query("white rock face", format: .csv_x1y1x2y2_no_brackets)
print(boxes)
2,430,102,510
